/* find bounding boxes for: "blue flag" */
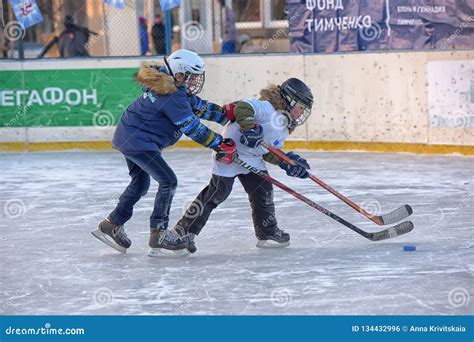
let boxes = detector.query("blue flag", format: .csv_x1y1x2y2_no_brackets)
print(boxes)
160,0,182,11
9,0,43,29
103,0,125,10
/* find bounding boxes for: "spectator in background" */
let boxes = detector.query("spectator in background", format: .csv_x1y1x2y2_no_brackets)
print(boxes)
58,15,95,57
151,14,166,55
219,0,236,54
139,16,150,55
0,29,8,58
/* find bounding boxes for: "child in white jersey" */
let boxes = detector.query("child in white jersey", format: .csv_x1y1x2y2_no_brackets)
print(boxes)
174,78,314,254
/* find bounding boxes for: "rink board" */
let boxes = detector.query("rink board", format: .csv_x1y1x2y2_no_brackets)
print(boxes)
0,139,473,155
0,50,473,153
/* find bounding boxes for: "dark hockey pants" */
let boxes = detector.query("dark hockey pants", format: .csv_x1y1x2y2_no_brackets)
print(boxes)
176,172,278,239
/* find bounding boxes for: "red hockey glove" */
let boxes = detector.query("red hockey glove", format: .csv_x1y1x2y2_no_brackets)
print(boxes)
223,103,236,122
214,138,237,164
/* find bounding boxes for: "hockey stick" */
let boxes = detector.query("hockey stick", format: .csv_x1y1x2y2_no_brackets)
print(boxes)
260,142,413,225
233,157,414,241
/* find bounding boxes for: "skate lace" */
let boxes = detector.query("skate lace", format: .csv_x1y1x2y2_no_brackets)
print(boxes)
113,225,128,240
185,233,195,243
173,226,194,242
158,229,181,244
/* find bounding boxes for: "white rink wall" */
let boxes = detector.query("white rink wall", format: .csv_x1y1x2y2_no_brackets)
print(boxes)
0,50,473,148
201,51,474,146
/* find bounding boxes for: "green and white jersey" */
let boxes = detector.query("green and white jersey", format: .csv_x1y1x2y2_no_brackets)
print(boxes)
212,99,289,177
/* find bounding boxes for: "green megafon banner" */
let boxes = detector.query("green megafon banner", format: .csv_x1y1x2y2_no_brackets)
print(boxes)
0,68,141,128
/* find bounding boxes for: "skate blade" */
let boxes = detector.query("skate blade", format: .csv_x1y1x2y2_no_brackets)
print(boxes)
91,229,127,253
256,240,290,248
148,248,190,258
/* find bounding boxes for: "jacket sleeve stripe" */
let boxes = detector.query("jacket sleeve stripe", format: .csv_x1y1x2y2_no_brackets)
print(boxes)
175,115,222,148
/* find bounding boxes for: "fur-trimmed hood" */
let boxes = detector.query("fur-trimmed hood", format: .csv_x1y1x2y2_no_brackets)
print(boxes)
260,84,296,134
259,84,287,112
135,61,178,95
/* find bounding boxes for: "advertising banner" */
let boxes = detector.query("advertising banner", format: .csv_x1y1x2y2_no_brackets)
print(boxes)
0,68,140,128
288,0,474,53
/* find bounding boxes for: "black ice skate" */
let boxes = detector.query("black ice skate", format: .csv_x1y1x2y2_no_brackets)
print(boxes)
256,228,290,248
91,218,131,253
173,225,197,254
148,228,189,258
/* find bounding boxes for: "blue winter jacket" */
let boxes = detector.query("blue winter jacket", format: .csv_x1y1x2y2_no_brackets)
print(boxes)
112,63,228,153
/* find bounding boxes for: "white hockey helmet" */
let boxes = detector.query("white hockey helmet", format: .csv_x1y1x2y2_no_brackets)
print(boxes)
164,49,205,95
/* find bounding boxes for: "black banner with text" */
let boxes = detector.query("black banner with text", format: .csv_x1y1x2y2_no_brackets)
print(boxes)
288,0,474,53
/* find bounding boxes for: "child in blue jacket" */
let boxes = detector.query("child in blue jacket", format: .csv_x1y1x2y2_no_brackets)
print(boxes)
92,49,235,257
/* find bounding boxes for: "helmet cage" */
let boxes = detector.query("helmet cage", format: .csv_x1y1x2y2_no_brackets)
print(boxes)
279,86,313,129
184,72,205,95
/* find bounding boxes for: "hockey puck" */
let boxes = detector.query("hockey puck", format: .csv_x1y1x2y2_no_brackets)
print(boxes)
403,245,416,252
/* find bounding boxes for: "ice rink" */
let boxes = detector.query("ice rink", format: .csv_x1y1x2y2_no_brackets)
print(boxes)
1,149,472,315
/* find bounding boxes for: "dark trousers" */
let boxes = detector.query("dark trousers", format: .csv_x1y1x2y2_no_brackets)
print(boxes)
109,151,177,229
176,172,278,239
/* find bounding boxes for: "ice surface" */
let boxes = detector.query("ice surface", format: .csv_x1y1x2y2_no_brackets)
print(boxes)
0,149,472,315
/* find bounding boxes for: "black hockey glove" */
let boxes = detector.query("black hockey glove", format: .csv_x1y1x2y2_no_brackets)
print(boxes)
240,124,263,148
279,152,310,179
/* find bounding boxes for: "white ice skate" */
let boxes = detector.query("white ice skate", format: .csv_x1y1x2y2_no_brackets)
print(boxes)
147,228,190,258
256,228,290,248
256,239,290,248
147,248,191,258
91,219,131,253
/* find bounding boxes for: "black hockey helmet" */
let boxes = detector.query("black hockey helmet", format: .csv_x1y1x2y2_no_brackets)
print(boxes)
278,78,314,129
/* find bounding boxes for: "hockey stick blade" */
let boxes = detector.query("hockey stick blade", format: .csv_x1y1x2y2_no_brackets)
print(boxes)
366,220,414,242
233,157,415,242
261,142,414,225
376,204,413,225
